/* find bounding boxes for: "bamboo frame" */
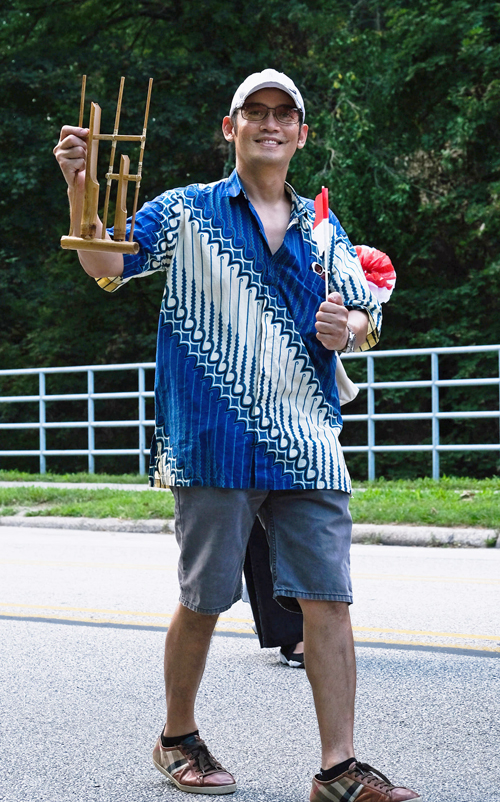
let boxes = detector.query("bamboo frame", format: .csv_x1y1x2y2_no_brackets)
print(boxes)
61,75,153,255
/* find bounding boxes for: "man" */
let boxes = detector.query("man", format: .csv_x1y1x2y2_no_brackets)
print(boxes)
54,68,421,802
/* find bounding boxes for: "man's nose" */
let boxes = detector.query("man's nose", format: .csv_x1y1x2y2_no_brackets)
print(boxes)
260,111,281,129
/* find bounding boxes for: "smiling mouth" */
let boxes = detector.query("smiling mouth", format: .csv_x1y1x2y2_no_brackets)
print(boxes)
256,139,283,146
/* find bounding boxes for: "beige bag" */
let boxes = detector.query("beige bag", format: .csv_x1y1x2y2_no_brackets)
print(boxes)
336,357,359,406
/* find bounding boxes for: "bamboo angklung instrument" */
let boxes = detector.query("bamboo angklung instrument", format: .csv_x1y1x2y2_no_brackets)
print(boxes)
61,75,153,255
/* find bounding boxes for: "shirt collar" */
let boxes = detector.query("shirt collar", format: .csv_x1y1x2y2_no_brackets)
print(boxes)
221,169,247,198
284,181,309,228
222,170,310,228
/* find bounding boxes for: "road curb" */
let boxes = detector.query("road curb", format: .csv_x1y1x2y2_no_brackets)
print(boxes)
351,523,498,548
0,515,497,547
0,516,175,534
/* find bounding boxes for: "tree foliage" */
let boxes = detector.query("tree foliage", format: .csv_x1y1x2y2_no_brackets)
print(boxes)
1,0,499,476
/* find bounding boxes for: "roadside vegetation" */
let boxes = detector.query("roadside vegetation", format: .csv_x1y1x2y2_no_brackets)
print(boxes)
0,472,498,531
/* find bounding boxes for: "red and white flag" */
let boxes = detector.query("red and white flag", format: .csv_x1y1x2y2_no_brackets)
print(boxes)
355,245,397,303
312,186,330,300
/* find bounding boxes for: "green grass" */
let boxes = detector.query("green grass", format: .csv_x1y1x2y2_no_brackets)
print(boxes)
0,470,148,484
0,486,174,519
0,474,498,529
350,476,500,530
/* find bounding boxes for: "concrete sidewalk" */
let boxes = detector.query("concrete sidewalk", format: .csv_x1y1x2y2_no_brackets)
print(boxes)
1,481,498,547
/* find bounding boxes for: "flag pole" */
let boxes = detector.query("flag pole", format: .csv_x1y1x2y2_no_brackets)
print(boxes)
322,186,329,301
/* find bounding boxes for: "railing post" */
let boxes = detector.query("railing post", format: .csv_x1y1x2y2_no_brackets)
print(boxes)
431,352,440,480
138,367,146,475
367,355,375,480
88,370,95,474
39,372,46,474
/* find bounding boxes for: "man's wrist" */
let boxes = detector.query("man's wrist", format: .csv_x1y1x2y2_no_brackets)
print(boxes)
339,324,356,353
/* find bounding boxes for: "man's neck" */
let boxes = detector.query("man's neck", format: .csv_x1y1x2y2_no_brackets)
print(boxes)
236,163,289,208
235,163,292,254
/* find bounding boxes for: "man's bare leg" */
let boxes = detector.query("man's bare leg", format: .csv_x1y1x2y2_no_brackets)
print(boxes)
163,602,219,737
299,599,356,769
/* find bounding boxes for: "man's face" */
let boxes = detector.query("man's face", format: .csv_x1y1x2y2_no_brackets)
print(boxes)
222,87,308,172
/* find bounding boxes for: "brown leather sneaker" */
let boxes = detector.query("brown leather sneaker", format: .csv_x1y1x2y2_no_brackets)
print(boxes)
310,761,422,802
152,733,237,794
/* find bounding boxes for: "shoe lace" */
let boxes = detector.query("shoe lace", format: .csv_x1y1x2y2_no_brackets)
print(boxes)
185,739,223,776
351,762,395,792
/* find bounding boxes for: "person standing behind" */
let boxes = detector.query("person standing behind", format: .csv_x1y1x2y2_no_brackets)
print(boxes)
244,517,305,665
54,69,419,802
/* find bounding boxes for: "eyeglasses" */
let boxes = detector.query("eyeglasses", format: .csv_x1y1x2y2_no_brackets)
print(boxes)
239,102,302,125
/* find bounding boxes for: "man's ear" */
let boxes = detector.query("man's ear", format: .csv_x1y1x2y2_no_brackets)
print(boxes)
296,123,309,150
222,116,236,141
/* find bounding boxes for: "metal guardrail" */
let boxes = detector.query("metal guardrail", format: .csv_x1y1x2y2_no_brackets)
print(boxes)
0,345,499,479
0,362,156,475
341,344,500,479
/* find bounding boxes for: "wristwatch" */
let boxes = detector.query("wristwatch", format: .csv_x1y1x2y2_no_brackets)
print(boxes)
340,324,356,353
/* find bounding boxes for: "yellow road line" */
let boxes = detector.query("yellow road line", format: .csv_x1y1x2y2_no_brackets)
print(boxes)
353,637,500,654
0,602,252,624
352,625,500,642
1,603,498,644
0,611,156,626
0,610,252,632
1,611,499,652
0,602,173,618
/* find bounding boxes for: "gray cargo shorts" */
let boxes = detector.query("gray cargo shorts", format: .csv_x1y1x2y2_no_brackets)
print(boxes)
170,486,353,615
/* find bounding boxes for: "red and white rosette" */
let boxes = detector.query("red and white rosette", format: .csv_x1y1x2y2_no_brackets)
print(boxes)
355,244,396,304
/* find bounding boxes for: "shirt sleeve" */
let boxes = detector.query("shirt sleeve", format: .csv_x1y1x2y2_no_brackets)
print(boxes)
95,188,184,294
327,214,382,351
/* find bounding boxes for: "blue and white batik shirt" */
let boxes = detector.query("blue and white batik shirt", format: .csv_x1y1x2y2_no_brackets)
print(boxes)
98,170,382,492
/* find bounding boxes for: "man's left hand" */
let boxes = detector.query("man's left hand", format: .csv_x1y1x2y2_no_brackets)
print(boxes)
315,292,349,351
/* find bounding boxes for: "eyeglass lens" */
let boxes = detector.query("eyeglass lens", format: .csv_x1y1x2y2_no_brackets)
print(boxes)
240,103,300,124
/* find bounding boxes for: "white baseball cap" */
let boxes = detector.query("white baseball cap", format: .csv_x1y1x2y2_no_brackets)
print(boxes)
229,69,305,120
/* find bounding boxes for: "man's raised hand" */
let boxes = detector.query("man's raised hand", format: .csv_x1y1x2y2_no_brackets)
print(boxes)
315,292,349,351
53,126,89,191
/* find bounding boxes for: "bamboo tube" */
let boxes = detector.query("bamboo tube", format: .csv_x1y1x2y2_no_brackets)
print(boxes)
69,75,87,237
101,76,125,237
78,74,87,128
80,102,101,239
129,78,153,242
60,236,139,254
113,154,130,241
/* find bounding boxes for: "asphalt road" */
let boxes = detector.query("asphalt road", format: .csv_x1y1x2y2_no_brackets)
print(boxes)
1,525,499,801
